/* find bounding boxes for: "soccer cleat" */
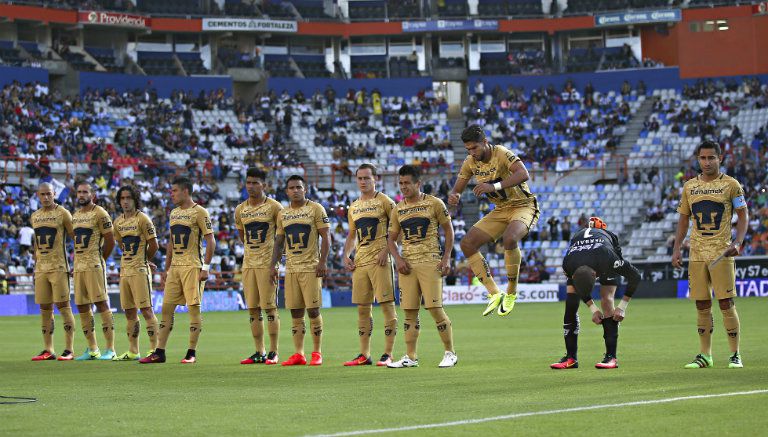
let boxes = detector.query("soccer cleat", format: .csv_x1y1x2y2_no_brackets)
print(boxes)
482,292,505,316
550,356,579,369
145,349,156,358
309,352,323,366
497,293,517,316
31,350,56,361
387,355,419,368
344,354,372,366
684,353,713,369
138,352,165,364
281,353,307,366
265,351,279,365
112,351,140,361
181,349,196,364
595,354,619,369
240,352,266,365
98,349,116,361
728,352,743,369
376,353,392,367
74,348,100,361
438,351,458,368
57,350,74,361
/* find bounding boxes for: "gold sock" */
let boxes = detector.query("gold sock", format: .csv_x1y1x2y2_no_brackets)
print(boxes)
467,252,501,295
59,306,75,352
157,304,175,350
721,305,740,353
99,310,115,350
696,307,713,356
79,310,98,350
504,247,522,295
249,308,264,353
428,307,454,352
144,313,159,351
357,305,373,357
126,318,140,354
188,305,202,350
291,318,305,355
266,309,279,353
41,308,54,352
403,309,420,360
309,314,323,353
381,301,398,356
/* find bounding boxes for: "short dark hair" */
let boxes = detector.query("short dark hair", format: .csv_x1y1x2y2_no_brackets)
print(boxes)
461,124,486,144
285,174,305,188
172,177,193,193
572,266,596,301
398,165,421,181
696,140,722,157
356,163,378,177
246,167,267,181
116,185,141,210
75,179,94,192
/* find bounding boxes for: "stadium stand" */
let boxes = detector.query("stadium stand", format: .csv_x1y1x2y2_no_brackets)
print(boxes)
138,51,181,76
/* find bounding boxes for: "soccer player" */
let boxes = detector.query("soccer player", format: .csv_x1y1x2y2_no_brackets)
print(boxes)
235,168,283,365
386,165,457,368
71,181,116,361
448,124,539,317
271,175,330,366
140,177,215,364
551,217,641,370
672,140,748,369
112,186,160,360
342,163,398,367
30,182,77,361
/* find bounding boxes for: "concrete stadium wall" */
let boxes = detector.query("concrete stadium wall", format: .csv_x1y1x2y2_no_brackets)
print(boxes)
0,65,48,85
79,71,233,98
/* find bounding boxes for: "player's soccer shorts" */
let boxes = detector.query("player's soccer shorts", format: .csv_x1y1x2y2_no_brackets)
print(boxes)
164,266,204,306
34,271,70,304
352,260,395,305
242,267,278,309
120,271,153,310
74,269,108,305
566,274,618,287
284,271,322,309
474,202,540,241
398,261,443,310
688,258,737,300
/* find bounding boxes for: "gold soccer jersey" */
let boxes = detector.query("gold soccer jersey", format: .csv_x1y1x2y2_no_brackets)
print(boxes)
31,205,72,272
389,194,450,264
348,192,396,267
276,200,330,273
72,205,113,272
457,144,536,209
678,174,746,261
169,204,214,268
235,197,283,269
113,211,156,276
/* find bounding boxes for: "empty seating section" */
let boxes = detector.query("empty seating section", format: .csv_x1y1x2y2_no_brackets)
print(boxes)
437,0,468,17
566,48,602,73
348,1,386,20
478,0,543,17
137,0,202,14
138,51,180,76
18,41,44,60
177,52,209,75
479,51,549,75
389,57,419,78
262,1,296,18
566,0,629,14
218,47,259,68
600,46,638,70
223,0,261,16
0,41,25,67
351,55,387,79
386,0,420,19
85,47,121,72
293,55,330,78
292,0,333,19
264,54,296,77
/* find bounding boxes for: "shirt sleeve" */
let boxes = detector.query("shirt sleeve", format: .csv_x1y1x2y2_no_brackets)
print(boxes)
112,218,122,243
315,203,331,230
502,147,521,170
382,197,396,227
731,179,747,210
142,213,157,240
388,207,401,235
234,204,243,231
677,185,691,216
197,207,214,236
433,197,451,225
457,157,473,180
62,209,73,237
275,211,284,236
98,208,113,235
347,202,356,232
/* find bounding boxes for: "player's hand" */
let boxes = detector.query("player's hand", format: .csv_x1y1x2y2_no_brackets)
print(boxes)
671,250,683,269
447,192,461,206
591,311,604,325
724,242,741,257
343,256,355,272
437,258,450,277
473,183,495,197
270,266,279,284
159,272,167,291
198,269,209,282
613,307,625,322
316,262,328,277
148,262,157,272
396,258,411,275
376,249,389,266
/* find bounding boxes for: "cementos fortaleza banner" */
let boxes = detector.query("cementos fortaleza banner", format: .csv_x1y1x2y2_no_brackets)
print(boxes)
594,9,681,27
78,10,150,28
443,283,559,305
202,18,298,33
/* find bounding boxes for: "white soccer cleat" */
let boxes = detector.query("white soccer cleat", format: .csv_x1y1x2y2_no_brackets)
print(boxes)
438,351,458,368
387,355,419,368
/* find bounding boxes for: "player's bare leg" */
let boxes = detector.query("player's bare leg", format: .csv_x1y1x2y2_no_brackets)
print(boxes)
461,227,502,315
719,298,742,368
308,307,323,365
282,308,307,366
139,306,159,353
596,285,619,369
685,299,714,368
498,220,529,316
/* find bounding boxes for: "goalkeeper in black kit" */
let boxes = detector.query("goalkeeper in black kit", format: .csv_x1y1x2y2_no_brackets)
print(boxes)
550,217,641,370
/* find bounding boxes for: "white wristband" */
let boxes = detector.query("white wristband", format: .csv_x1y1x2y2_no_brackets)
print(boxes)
201,264,210,272
589,302,600,314
493,182,503,191
617,300,628,311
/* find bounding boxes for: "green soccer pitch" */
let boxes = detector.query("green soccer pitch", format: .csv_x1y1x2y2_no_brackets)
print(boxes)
2,298,767,436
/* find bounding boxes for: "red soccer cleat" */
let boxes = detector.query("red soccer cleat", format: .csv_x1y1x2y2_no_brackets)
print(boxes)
139,353,166,364
57,350,74,361
31,350,56,361
309,351,323,366
181,356,196,364
343,354,372,366
550,356,579,369
281,353,307,366
376,353,392,367
264,351,279,365
595,355,619,369
240,352,265,365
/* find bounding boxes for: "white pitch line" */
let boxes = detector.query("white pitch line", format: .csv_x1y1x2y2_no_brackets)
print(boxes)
309,389,768,437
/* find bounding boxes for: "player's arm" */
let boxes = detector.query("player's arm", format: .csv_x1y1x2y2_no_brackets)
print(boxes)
234,206,244,244
63,209,74,239
343,214,357,271
387,219,410,275
317,226,330,278
448,177,469,206
611,259,642,322
161,233,172,290
200,232,215,281
99,211,115,260
439,219,454,277
725,206,749,257
271,211,285,283
671,213,689,268
474,160,530,196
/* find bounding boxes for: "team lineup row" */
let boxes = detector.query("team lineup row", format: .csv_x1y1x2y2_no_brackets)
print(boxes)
28,126,748,369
